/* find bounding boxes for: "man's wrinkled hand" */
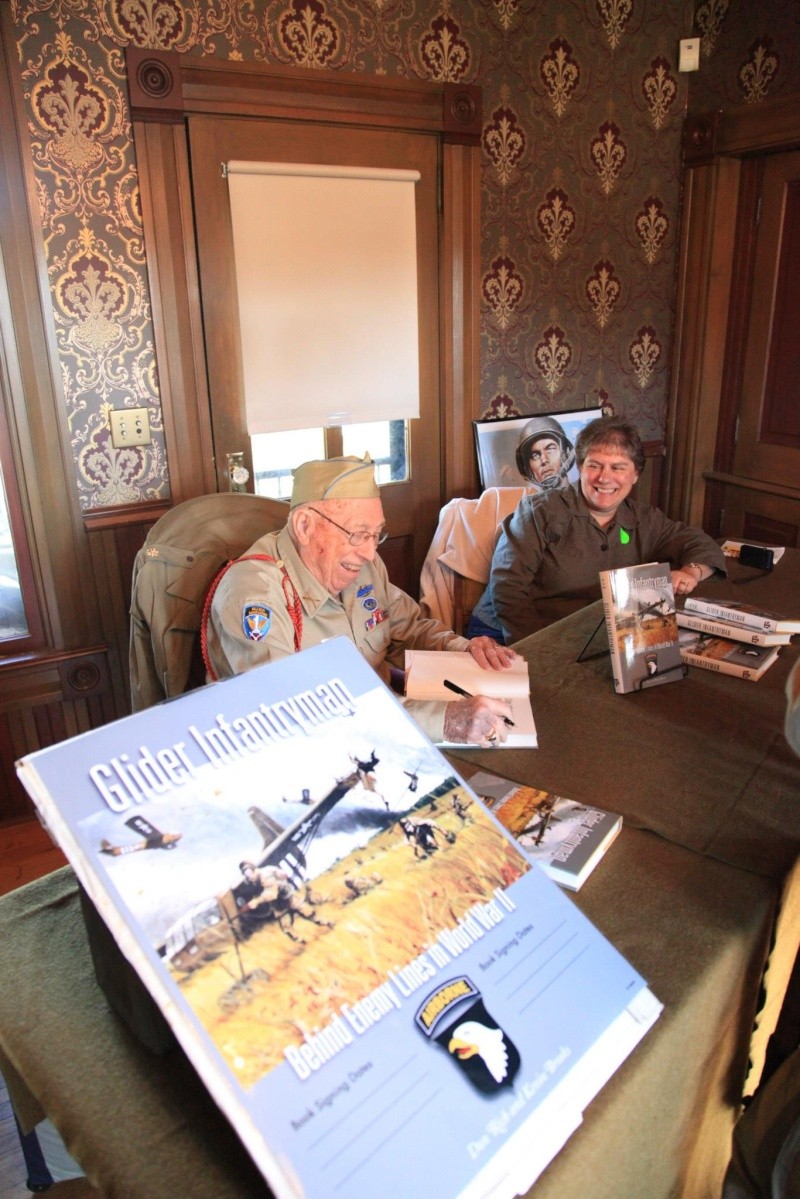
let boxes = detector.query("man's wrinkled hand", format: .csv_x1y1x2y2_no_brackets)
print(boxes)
443,695,513,745
467,636,520,672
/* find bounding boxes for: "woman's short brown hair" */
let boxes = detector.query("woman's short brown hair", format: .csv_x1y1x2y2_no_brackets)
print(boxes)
575,415,645,474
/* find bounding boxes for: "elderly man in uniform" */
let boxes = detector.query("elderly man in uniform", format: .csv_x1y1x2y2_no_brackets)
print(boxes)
205,454,518,745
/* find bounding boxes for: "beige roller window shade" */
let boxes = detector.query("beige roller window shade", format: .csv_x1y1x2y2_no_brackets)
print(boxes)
226,161,421,434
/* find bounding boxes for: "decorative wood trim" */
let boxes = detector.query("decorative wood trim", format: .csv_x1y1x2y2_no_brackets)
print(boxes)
711,158,763,476
0,5,100,647
702,470,800,502
134,120,218,502
640,440,666,507
665,155,742,526
441,142,482,501
670,91,800,532
125,49,482,145
682,110,721,167
684,93,800,167
82,499,170,532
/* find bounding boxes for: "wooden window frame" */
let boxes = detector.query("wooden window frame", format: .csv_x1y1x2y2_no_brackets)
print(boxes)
0,358,45,653
124,48,483,506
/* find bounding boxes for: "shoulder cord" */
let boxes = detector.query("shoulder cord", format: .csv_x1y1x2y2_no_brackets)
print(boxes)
201,553,303,681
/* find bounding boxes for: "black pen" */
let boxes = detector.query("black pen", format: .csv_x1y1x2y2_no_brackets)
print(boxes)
443,679,515,727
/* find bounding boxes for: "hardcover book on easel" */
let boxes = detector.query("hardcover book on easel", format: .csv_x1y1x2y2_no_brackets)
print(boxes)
599,562,685,694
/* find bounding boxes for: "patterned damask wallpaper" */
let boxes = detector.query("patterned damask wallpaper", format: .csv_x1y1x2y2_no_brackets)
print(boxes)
8,0,799,510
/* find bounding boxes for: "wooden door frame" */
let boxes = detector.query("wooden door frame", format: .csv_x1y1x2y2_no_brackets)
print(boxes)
666,92,800,530
125,49,482,509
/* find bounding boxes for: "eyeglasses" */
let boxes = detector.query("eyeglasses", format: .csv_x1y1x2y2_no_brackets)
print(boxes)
308,507,388,546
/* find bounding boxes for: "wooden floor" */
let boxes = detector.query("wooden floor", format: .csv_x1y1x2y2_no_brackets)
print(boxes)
0,817,67,899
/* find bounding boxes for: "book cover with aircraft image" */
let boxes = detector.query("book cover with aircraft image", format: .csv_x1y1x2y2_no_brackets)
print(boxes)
16,638,661,1199
599,562,684,694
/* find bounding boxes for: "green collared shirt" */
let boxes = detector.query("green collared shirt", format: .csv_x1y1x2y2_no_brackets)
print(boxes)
474,483,727,643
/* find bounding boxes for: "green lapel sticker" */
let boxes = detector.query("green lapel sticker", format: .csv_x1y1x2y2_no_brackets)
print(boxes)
620,528,631,545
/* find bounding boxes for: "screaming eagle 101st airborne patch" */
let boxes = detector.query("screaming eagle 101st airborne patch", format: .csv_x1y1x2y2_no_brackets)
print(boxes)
415,976,521,1094
242,603,272,641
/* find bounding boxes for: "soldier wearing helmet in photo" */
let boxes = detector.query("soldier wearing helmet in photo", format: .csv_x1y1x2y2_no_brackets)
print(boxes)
514,416,576,493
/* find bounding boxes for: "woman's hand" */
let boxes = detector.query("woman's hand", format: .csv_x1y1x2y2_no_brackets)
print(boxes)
671,563,709,597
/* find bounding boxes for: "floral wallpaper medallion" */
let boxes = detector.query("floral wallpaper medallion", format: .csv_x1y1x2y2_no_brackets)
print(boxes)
485,376,521,420
30,42,114,180
275,0,342,67
635,196,668,265
482,245,524,331
79,425,151,507
487,0,521,34
540,38,580,117
590,121,627,196
738,37,780,103
629,325,661,390
695,0,730,60
56,244,129,356
532,325,572,395
596,0,633,50
537,187,576,262
586,259,621,329
642,57,677,130
103,0,192,49
417,11,471,82
482,102,526,187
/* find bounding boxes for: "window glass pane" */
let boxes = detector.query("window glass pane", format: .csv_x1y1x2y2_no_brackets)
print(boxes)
341,420,408,483
251,421,409,494
0,465,28,640
251,427,325,498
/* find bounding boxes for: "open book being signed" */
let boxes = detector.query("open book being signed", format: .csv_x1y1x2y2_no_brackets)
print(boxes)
404,650,537,748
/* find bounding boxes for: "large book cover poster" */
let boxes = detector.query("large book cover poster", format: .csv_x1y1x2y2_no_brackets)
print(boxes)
17,638,660,1199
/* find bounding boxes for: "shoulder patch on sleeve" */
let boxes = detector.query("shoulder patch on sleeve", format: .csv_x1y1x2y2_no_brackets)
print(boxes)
242,602,272,641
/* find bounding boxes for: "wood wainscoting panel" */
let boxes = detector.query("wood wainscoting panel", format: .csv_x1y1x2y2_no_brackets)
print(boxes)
706,474,800,549
0,647,118,823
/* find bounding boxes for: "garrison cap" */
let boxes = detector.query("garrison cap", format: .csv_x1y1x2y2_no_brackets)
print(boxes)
290,454,379,508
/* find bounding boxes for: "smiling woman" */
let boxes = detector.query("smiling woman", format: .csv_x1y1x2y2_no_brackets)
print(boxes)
469,415,727,643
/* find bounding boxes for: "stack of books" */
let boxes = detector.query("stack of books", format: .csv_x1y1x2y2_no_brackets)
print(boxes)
677,596,799,681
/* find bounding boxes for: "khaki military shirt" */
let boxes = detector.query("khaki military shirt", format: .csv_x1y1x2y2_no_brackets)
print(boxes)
473,483,727,642
206,527,470,740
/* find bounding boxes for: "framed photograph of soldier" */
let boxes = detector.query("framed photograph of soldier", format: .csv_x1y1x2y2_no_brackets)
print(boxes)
473,407,604,493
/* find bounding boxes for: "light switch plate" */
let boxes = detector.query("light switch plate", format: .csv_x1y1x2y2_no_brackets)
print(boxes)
109,407,151,448
679,37,700,73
